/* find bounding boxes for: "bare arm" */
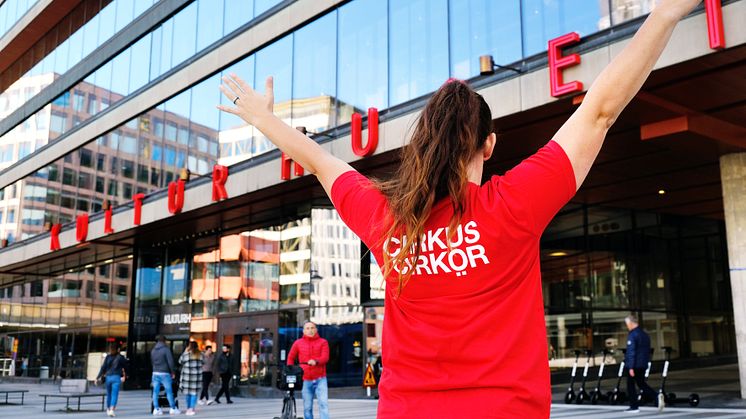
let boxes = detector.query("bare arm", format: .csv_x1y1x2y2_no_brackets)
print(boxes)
553,0,702,189
217,76,354,197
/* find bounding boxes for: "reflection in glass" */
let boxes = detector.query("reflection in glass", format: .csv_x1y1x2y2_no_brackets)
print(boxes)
521,0,609,57
338,0,388,113
449,0,523,79
292,12,337,133
389,0,449,105
310,208,363,325
197,0,224,51
164,249,189,306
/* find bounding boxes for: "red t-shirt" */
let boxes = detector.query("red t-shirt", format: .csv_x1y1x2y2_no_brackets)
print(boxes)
331,140,576,418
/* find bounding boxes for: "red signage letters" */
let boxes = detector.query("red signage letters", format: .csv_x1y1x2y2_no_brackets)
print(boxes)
168,180,185,214
104,207,114,234
548,32,583,98
351,108,379,157
75,214,89,242
212,165,229,201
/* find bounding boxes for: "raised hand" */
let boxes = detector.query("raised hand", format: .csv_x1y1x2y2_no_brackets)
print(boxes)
656,0,703,21
217,74,275,126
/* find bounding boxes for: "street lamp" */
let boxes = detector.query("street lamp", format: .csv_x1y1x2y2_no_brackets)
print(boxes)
479,54,522,75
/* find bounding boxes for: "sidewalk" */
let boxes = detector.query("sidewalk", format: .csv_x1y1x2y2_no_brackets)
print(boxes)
0,364,743,418
0,382,379,418
551,363,746,410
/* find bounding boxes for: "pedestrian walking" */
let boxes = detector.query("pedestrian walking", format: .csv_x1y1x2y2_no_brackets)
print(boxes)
151,335,180,415
624,314,664,413
208,345,233,404
96,344,127,417
179,341,204,416
198,345,215,405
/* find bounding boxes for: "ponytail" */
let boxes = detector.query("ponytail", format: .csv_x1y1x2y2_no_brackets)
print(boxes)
375,80,492,295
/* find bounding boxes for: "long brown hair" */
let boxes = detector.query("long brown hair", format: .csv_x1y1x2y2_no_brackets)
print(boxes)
189,341,202,360
376,80,493,295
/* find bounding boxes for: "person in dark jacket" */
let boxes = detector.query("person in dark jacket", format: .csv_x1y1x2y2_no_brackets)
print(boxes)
624,314,663,413
151,335,180,415
208,344,233,404
96,344,127,417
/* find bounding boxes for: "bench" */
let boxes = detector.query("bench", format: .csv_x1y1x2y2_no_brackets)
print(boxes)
39,379,105,412
0,389,28,405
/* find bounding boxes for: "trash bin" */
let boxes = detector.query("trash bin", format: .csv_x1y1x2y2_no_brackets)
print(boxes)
39,366,49,379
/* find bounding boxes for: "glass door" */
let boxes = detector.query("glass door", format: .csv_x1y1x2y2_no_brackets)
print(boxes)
237,332,274,387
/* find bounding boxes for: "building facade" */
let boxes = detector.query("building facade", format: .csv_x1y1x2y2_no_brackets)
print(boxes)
0,0,745,394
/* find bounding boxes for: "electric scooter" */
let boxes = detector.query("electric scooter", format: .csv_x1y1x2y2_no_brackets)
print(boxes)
607,348,627,405
564,350,582,404
575,349,594,404
658,346,700,407
589,349,611,404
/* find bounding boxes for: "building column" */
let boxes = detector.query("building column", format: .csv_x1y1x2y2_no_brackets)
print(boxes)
720,152,746,399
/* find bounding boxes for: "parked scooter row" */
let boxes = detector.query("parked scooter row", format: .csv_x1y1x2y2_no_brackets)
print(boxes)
563,347,699,407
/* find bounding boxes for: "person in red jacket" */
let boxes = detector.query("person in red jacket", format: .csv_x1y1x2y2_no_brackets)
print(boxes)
287,321,329,419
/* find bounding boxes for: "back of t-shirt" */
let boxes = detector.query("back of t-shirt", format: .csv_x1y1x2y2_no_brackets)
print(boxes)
331,140,575,418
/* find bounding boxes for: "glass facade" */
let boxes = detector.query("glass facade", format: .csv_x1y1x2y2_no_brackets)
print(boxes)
0,0,283,169
126,207,364,388
0,0,40,40
0,0,155,116
0,0,661,247
0,253,131,379
542,205,735,366
0,0,663,192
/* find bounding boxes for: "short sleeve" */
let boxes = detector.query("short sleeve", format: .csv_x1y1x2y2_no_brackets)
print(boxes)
330,170,389,247
495,140,576,235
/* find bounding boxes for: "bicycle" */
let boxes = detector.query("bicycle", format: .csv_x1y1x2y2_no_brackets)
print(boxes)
272,363,305,419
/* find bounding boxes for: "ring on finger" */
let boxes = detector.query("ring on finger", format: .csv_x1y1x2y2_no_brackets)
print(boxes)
233,97,240,105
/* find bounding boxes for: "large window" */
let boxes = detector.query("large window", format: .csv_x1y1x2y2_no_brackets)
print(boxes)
338,0,388,113
389,0,449,105
449,0,522,79
541,205,734,363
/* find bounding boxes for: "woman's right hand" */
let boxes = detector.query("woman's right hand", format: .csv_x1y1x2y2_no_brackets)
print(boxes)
655,0,702,21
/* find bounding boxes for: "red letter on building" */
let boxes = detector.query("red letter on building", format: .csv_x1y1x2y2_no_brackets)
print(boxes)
705,0,725,49
281,152,304,180
133,193,145,225
212,165,229,201
104,207,114,234
548,32,583,98
76,214,89,242
50,223,61,251
168,180,185,214
351,108,379,157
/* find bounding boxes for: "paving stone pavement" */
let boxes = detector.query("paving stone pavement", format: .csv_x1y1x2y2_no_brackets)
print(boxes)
0,382,744,418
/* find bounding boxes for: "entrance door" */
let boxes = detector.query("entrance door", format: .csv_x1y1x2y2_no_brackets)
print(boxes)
56,331,88,379
237,332,274,387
